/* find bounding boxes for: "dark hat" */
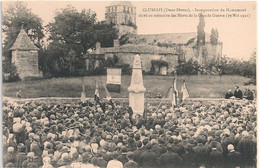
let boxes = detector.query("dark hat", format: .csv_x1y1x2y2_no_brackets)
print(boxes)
145,142,153,150
121,146,127,153
136,141,142,148
142,138,149,146
111,151,119,159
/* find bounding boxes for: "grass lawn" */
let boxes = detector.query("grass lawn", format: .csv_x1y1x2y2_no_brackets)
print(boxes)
2,75,255,98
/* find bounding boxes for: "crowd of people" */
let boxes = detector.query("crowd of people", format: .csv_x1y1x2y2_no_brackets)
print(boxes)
225,86,254,100
3,97,257,168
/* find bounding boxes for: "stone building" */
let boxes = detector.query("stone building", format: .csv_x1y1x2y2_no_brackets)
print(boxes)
86,1,223,75
86,40,181,75
105,1,137,36
9,27,42,80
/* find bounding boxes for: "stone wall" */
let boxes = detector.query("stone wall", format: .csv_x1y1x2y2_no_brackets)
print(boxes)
12,50,40,79
105,52,178,74
181,43,222,64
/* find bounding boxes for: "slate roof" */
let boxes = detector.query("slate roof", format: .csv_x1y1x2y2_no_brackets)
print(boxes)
92,44,178,55
10,28,39,51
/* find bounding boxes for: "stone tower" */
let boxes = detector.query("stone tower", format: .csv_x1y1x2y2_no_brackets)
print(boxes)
105,1,137,36
10,27,41,80
197,13,205,46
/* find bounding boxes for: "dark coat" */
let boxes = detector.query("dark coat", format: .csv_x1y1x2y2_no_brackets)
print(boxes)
97,158,107,168
225,92,233,99
226,150,241,168
15,152,27,168
124,160,139,168
244,90,254,100
133,148,144,165
3,153,15,166
234,89,243,99
192,143,210,166
139,150,157,168
158,151,183,168
118,154,129,165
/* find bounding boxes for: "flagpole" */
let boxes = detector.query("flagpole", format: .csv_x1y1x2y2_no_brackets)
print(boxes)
98,76,116,108
155,85,171,113
183,80,193,104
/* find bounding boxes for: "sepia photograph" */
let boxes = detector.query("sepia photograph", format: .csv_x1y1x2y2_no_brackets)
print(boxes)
1,1,257,168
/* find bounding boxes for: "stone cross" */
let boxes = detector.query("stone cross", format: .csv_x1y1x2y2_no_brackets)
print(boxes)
128,54,146,115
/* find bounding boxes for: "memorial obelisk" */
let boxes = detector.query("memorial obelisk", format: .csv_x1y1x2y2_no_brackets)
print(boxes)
128,55,146,115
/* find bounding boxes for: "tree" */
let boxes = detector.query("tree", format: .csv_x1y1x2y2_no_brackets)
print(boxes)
94,22,118,47
242,50,256,85
2,2,44,73
210,28,219,45
47,6,97,54
46,6,118,77
46,6,96,76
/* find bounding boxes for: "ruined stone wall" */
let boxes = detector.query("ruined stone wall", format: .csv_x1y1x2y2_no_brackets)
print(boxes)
12,50,40,79
204,43,222,62
181,43,222,64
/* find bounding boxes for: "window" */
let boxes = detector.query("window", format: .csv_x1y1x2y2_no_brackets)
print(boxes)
115,7,117,12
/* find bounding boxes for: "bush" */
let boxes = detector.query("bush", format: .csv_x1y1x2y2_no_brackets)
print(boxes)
149,60,168,75
175,59,199,75
3,63,20,82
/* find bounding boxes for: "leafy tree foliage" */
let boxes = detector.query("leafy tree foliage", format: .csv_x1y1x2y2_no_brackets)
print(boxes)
2,2,44,74
95,22,118,47
45,6,118,77
175,59,199,75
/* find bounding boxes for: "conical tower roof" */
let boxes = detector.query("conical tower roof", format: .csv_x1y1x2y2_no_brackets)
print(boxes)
10,28,39,51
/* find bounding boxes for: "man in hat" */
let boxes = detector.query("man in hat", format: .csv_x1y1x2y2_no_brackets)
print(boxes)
208,143,223,168
22,152,38,168
151,136,167,157
244,87,254,100
158,144,183,168
234,86,243,99
107,151,123,168
192,135,210,167
225,89,233,99
95,150,107,168
225,144,241,168
4,147,15,166
118,146,129,164
15,145,27,168
237,131,256,168
139,142,157,168
133,141,144,165
30,135,43,166
124,152,139,168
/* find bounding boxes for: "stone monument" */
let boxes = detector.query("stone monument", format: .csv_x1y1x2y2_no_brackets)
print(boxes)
128,54,146,115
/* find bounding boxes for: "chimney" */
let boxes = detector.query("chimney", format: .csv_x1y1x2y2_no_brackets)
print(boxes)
113,39,120,48
96,42,101,54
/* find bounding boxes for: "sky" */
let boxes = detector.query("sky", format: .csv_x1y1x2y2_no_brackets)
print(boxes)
2,1,257,60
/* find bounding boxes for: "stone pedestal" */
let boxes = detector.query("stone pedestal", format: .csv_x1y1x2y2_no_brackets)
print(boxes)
128,55,146,115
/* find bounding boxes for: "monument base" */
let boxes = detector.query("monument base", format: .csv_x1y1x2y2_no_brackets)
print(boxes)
129,92,145,115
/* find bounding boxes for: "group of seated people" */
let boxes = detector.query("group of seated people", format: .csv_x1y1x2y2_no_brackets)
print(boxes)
2,97,256,168
225,86,254,100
